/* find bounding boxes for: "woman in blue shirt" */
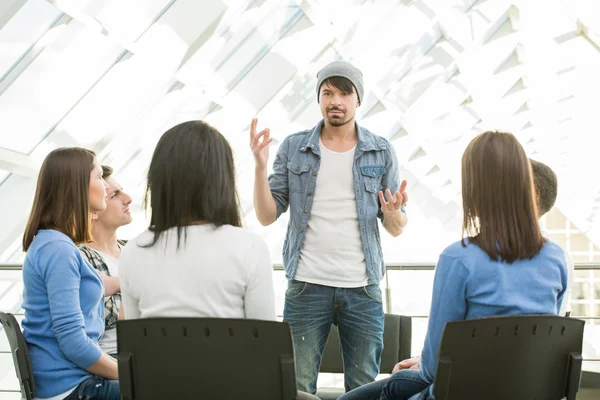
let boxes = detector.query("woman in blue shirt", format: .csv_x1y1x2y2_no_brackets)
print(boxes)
21,147,120,400
339,131,568,400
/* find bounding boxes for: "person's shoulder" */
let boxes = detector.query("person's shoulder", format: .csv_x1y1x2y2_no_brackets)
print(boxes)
34,230,78,256
121,230,154,254
28,231,84,274
540,239,568,261
439,239,487,268
215,225,266,245
279,129,311,149
358,124,391,148
440,239,472,258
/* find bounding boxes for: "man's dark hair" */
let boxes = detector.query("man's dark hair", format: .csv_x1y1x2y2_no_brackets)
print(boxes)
530,159,558,216
319,76,356,99
143,120,242,248
101,165,113,180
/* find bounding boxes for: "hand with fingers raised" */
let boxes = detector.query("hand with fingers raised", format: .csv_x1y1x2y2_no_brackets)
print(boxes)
378,180,408,216
249,118,272,170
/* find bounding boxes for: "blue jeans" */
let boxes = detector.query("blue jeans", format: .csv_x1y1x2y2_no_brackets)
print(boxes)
64,376,120,400
381,370,430,400
338,370,430,400
337,378,387,400
283,280,384,394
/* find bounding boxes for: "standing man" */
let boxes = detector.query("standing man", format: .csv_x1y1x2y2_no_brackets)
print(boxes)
250,60,408,394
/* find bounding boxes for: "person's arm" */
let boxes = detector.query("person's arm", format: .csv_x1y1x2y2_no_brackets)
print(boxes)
99,274,120,296
40,242,117,379
558,251,572,315
244,237,276,320
119,251,141,320
419,254,469,383
121,290,141,319
378,142,408,237
79,247,120,296
254,167,278,226
558,252,573,316
86,353,119,380
251,118,289,225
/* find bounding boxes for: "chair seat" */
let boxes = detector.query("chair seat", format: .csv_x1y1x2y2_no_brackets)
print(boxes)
315,387,343,400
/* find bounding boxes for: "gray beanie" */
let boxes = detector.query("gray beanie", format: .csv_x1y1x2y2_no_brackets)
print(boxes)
316,60,364,104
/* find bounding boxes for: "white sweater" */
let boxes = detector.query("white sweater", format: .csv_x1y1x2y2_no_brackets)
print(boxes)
119,224,276,321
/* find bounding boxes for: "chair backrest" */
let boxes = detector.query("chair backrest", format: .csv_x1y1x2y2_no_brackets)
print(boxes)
117,318,297,400
0,312,35,400
433,315,585,400
319,314,412,374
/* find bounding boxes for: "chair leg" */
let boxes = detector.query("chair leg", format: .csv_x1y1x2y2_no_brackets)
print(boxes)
566,352,583,400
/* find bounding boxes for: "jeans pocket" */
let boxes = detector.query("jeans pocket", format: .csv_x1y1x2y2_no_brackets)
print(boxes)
75,376,97,400
285,280,307,299
362,284,383,303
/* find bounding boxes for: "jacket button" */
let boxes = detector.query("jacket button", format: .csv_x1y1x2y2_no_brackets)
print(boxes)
312,172,317,177
308,192,313,196
296,247,300,251
303,209,308,214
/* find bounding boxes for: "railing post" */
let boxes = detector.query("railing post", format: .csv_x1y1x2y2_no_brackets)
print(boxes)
385,267,392,313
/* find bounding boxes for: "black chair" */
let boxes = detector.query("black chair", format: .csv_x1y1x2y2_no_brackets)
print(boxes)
317,314,412,399
433,315,584,400
0,312,35,400
117,318,299,400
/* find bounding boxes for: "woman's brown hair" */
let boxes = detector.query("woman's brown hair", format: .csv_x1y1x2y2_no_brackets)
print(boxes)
23,147,97,251
461,131,544,263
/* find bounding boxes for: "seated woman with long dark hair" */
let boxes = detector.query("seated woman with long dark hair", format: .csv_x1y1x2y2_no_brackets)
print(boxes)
339,131,568,400
22,148,120,400
119,120,275,320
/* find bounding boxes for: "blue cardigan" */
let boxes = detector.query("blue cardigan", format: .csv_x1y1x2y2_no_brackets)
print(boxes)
22,229,104,398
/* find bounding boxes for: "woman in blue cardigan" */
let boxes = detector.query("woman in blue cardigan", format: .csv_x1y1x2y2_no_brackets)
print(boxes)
339,131,568,400
21,147,120,400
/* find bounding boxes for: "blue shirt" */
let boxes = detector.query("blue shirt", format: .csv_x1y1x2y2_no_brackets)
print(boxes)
269,120,401,284
22,229,104,398
420,239,568,396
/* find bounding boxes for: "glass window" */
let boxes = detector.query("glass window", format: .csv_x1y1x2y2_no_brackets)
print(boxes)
0,169,9,185
572,282,590,300
0,0,61,79
386,270,435,316
570,303,591,318
546,233,567,249
544,209,566,230
0,19,124,154
570,233,591,252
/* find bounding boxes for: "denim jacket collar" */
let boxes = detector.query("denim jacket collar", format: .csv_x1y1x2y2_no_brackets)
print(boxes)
299,120,386,155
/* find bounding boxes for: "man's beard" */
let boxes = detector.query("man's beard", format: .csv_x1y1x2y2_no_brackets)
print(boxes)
327,108,354,127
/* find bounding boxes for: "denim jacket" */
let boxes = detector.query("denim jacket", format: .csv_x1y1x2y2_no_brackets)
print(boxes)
269,120,401,284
